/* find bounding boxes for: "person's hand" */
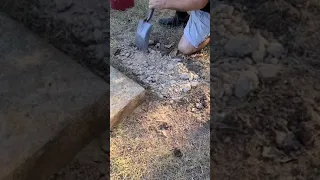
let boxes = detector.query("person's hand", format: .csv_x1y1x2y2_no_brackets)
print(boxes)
149,0,167,9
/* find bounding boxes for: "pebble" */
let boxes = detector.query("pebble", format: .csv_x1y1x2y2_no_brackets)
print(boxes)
170,80,176,84
191,82,199,87
257,63,281,78
180,73,190,80
267,42,285,58
224,36,256,57
252,49,265,63
244,57,253,64
149,40,155,45
196,103,204,109
270,57,279,65
182,84,191,93
234,70,259,98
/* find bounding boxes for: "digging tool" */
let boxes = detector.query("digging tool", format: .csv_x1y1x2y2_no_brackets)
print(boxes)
135,8,154,52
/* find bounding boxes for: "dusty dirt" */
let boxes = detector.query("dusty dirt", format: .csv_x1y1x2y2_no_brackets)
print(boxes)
211,1,320,179
1,0,210,179
1,0,110,179
1,0,109,80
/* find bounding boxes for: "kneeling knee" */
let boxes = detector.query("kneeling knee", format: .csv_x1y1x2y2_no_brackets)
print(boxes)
178,42,194,55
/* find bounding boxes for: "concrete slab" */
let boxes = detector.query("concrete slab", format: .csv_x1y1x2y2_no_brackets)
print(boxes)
110,66,146,128
0,13,108,180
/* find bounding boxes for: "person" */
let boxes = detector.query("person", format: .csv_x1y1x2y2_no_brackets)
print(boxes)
149,0,210,55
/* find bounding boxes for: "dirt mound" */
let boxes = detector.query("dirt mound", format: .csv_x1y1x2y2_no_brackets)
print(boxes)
212,72,320,179
211,1,320,179
1,0,109,80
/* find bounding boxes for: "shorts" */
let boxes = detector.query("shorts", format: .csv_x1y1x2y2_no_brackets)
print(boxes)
184,10,210,48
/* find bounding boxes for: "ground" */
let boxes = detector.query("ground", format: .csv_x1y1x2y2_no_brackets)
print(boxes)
109,1,210,179
1,0,210,179
211,0,320,179
3,0,320,179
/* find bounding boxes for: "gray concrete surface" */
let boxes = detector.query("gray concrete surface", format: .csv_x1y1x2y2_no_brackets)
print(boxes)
0,13,108,180
110,66,146,129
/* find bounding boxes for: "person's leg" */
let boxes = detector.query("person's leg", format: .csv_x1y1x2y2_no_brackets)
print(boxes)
178,36,210,55
178,10,210,55
158,11,189,27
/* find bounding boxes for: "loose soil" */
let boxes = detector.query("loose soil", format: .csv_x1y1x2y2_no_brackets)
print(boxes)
1,0,210,179
1,0,110,179
211,1,320,179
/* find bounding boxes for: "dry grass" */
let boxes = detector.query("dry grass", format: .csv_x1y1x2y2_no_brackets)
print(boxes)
110,98,210,180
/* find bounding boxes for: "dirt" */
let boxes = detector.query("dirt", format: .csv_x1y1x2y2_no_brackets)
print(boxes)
211,1,320,179
1,0,210,179
109,3,210,179
110,85,210,179
1,0,110,179
1,0,109,81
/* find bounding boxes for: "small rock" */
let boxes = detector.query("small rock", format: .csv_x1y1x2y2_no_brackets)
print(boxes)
223,19,232,26
261,146,274,158
224,36,256,57
193,74,199,79
182,84,191,93
156,43,161,48
167,64,174,71
270,58,279,65
223,137,231,143
257,63,281,78
298,122,314,146
282,133,300,151
125,53,130,57
231,15,242,24
172,58,181,62
170,80,176,84
234,70,259,98
254,32,269,49
229,25,242,34
225,6,234,16
267,42,285,58
161,130,168,137
252,49,266,63
223,84,233,96
261,146,280,159
217,25,226,35
242,25,250,33
190,82,199,87
196,103,204,109
275,130,287,147
149,40,155,45
244,57,253,64
180,73,190,80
